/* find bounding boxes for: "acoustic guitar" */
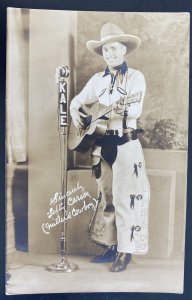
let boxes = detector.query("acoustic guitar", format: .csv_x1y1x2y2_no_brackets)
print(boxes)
68,91,142,153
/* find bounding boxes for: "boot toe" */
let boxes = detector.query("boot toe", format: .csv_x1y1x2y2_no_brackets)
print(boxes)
90,245,117,263
109,253,132,272
91,255,116,263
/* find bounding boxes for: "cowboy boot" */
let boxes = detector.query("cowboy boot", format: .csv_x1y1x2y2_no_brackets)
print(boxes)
109,252,132,272
91,245,117,263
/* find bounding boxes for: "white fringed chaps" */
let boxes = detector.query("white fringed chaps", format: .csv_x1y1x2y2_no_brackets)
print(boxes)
90,139,150,255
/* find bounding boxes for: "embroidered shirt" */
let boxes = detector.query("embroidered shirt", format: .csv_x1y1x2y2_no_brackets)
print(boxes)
70,62,146,130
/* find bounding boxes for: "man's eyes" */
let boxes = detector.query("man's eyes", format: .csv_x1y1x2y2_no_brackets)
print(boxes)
104,47,116,51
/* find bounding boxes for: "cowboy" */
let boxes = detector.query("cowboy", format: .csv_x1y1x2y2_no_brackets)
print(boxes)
70,23,150,272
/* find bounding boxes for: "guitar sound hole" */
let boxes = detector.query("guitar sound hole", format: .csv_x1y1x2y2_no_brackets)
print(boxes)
83,115,92,127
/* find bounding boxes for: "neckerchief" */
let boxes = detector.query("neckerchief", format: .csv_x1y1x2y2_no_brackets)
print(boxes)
103,61,128,94
103,61,128,77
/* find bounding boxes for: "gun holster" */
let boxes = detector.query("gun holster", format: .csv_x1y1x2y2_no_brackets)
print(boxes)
92,161,101,179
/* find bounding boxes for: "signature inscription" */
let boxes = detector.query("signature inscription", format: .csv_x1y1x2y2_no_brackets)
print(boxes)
42,182,98,235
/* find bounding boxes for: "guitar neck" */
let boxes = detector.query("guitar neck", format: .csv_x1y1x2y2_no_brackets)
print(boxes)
92,91,142,122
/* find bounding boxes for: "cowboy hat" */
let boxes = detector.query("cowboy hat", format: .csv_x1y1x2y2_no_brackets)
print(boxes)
86,23,141,56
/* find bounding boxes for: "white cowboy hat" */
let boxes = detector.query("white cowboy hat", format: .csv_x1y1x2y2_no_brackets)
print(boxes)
86,23,141,56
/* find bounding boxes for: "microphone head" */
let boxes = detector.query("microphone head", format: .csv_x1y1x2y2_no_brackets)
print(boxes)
59,66,70,78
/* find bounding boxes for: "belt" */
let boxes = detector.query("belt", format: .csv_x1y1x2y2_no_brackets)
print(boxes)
96,128,144,147
105,128,144,139
105,129,120,136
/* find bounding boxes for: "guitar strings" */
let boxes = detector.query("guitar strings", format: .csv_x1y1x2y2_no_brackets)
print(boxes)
90,91,141,124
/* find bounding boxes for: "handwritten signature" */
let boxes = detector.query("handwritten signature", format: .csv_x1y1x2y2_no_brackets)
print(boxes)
49,182,84,205
41,182,98,235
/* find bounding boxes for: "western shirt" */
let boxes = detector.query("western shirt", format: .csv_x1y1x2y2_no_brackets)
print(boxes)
70,64,146,131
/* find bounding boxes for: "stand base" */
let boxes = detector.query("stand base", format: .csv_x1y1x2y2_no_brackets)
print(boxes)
46,259,79,273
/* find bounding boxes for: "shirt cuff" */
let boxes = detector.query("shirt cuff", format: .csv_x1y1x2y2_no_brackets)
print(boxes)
70,98,82,111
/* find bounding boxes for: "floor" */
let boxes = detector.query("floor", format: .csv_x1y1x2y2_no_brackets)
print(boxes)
6,251,184,295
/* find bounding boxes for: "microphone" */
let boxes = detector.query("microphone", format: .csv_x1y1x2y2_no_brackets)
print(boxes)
46,66,79,273
55,66,70,80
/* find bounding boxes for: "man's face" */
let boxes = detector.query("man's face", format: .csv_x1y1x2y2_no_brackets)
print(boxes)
102,42,126,68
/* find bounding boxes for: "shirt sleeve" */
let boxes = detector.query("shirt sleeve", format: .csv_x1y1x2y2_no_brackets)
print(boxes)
70,74,98,111
126,71,146,119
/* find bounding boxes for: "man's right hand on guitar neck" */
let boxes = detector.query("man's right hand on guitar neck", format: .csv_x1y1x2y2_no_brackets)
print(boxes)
70,107,87,129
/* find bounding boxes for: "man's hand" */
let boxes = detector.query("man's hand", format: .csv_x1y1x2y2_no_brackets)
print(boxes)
70,108,87,128
113,98,127,115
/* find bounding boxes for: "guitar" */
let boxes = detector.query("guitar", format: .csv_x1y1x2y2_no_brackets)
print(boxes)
68,91,142,153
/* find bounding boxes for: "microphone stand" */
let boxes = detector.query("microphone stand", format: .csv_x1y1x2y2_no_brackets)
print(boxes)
46,66,79,272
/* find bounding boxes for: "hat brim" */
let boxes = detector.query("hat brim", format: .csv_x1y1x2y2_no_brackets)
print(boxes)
86,34,141,56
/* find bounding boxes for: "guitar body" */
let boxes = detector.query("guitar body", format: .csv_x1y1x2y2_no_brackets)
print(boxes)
68,92,142,153
68,102,108,153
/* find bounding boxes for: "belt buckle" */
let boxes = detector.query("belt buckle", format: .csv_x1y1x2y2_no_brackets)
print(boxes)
105,129,120,136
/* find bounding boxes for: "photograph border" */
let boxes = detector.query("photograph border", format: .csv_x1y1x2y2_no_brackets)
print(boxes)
1,0,192,299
